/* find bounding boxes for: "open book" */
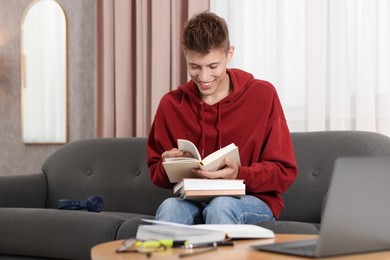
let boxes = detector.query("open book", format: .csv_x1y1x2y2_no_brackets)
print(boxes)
173,178,246,201
163,139,241,183
136,219,275,244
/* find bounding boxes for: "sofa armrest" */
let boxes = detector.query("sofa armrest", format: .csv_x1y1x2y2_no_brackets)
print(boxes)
0,173,47,208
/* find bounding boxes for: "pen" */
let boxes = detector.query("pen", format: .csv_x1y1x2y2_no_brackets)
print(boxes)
179,246,218,257
183,240,234,248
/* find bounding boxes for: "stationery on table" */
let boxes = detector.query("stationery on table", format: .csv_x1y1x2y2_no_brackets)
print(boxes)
116,238,234,252
163,139,241,183
116,237,225,258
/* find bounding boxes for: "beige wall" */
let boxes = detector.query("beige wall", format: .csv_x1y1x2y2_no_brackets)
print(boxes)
0,0,95,175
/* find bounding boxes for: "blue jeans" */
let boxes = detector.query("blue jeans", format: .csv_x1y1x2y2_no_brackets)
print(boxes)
155,195,275,224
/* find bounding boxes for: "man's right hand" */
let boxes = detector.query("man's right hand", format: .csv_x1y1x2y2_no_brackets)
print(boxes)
161,148,194,161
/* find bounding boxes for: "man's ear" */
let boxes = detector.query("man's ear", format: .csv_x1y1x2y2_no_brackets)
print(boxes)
227,46,235,62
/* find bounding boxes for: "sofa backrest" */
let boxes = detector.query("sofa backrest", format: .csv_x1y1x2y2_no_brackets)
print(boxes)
42,138,172,215
280,131,390,223
42,131,390,222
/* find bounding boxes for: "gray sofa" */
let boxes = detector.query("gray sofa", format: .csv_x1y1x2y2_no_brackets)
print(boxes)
1,131,390,259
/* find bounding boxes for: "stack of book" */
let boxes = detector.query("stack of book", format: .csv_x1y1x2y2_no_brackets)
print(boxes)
173,178,245,201
162,138,245,201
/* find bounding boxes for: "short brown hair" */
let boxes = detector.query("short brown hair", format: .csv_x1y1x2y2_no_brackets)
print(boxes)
182,11,230,54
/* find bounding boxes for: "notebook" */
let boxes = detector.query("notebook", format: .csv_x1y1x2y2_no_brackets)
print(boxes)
252,156,390,258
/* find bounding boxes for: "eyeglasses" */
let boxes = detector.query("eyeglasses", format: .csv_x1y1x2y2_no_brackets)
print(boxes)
116,239,168,257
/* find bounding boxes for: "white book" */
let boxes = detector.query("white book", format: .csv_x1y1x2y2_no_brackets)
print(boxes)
173,178,245,194
178,189,246,202
136,224,226,244
137,219,275,243
172,177,245,202
163,139,241,183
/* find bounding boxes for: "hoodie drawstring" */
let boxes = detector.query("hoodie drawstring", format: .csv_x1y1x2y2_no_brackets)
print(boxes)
199,102,223,158
200,102,205,157
217,103,222,149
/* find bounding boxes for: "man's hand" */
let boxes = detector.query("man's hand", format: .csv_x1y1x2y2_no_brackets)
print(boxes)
191,158,239,179
161,148,194,161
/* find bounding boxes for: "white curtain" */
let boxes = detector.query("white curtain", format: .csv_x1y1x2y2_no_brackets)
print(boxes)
211,0,390,136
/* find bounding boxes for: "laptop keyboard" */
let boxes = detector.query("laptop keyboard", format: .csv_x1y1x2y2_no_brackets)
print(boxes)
284,244,317,255
252,239,318,257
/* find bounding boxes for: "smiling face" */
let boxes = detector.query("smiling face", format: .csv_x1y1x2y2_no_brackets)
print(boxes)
185,47,234,104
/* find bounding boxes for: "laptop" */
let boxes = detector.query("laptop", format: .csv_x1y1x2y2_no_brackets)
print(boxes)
252,156,390,258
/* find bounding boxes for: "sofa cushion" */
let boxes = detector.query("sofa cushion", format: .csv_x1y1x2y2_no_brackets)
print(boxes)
0,173,46,208
0,255,53,259
0,208,124,260
115,216,156,240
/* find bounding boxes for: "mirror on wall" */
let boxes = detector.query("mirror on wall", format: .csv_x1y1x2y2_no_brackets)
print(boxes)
21,0,67,144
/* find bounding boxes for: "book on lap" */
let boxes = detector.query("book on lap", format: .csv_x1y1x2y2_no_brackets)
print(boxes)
163,139,241,183
173,178,246,201
179,189,245,201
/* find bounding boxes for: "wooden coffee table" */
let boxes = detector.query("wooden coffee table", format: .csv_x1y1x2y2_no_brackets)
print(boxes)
91,234,390,259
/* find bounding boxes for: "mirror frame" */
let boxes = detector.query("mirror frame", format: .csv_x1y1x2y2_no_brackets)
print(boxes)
20,0,68,144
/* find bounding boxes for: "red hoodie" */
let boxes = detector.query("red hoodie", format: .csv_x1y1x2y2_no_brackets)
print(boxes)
147,68,297,219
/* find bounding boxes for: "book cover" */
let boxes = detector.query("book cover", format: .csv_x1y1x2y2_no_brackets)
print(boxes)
163,139,241,183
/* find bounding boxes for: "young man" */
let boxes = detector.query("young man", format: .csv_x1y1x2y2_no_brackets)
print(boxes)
147,11,297,224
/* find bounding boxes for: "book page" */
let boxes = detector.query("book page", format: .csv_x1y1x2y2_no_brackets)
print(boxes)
194,224,274,239
162,160,200,182
141,219,189,227
162,140,241,182
201,143,241,171
178,139,202,160
164,157,199,162
136,225,226,244
140,219,274,239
